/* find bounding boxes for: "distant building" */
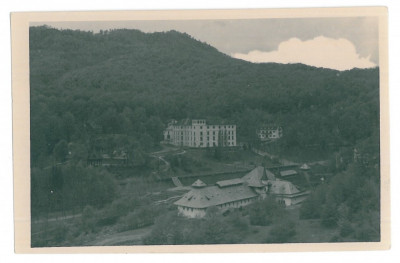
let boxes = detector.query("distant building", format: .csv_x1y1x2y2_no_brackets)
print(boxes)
174,166,309,218
256,124,283,141
163,119,236,148
87,150,129,167
300,163,311,170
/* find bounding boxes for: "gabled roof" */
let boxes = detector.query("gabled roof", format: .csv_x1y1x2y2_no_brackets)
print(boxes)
215,178,243,188
242,166,265,187
300,163,310,170
192,179,207,188
280,170,297,177
174,184,258,209
267,180,302,196
265,169,276,180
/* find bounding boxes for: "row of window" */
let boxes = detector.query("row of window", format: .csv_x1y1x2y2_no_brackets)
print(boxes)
198,141,236,146
181,199,253,213
173,130,236,136
173,136,236,141
172,125,236,130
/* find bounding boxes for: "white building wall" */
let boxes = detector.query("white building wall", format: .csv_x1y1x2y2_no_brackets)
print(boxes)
177,206,206,218
275,195,308,206
178,197,257,218
164,119,236,148
257,126,283,140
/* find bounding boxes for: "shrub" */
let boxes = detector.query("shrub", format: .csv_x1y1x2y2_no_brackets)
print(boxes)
80,205,98,234
117,207,156,232
321,199,337,228
265,220,296,243
144,208,250,245
339,222,354,237
247,198,284,226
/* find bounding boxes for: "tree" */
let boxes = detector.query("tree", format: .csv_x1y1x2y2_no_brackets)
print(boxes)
248,198,284,226
53,140,68,162
265,220,296,243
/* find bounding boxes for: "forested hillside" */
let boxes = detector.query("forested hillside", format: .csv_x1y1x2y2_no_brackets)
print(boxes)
30,26,380,243
30,26,379,167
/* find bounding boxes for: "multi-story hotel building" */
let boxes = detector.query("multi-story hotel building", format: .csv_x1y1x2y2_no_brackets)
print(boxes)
163,119,236,147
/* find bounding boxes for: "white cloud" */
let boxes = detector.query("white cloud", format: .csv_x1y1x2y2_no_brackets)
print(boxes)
232,36,376,71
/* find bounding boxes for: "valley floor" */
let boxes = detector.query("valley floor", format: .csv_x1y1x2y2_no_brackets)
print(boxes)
31,144,349,247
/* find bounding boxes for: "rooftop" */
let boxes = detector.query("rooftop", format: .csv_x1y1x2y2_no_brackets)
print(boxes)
242,166,265,187
280,170,298,177
265,169,276,180
191,179,207,188
215,178,244,188
267,180,302,196
174,184,258,209
300,163,311,170
258,124,282,129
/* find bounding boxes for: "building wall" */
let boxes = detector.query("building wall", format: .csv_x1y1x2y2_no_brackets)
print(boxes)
177,206,206,218
275,194,308,206
257,126,283,140
177,197,257,218
217,197,257,212
164,119,236,148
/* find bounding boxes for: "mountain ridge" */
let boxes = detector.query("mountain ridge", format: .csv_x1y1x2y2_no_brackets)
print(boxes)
29,26,379,167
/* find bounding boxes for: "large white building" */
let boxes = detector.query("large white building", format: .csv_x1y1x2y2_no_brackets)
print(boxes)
163,119,236,148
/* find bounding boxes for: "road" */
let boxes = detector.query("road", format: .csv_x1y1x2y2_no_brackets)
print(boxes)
252,148,299,166
32,213,81,224
86,226,153,246
149,145,187,173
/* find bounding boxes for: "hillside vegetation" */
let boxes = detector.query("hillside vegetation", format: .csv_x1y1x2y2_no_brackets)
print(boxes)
30,26,379,166
30,26,380,244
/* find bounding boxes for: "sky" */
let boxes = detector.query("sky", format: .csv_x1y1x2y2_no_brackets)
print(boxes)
34,17,379,71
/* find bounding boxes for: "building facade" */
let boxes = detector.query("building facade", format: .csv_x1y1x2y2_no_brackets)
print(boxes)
174,166,309,218
164,119,236,148
174,177,260,218
256,124,283,141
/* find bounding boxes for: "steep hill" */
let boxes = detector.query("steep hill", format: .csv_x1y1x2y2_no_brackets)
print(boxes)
29,26,380,167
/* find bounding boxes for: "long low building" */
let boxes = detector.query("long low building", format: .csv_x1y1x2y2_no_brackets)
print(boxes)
163,119,236,148
174,178,259,218
174,166,309,218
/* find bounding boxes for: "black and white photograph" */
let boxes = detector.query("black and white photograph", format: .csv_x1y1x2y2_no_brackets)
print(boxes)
11,7,390,253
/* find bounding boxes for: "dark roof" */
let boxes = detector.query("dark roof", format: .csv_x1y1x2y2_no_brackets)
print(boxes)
174,184,258,209
280,170,298,177
215,178,243,188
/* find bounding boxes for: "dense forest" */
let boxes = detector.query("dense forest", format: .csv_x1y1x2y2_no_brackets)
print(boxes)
30,26,379,164
30,26,380,243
